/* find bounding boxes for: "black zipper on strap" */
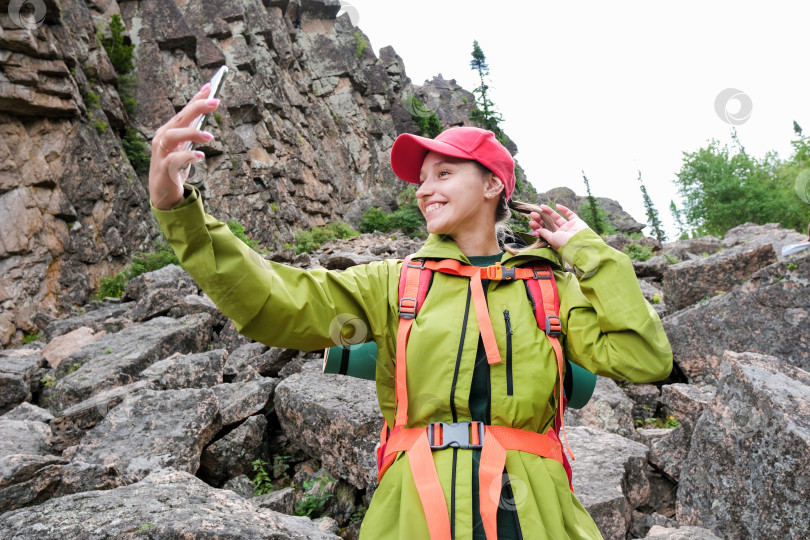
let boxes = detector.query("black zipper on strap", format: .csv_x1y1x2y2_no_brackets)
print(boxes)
504,309,513,396
450,284,472,423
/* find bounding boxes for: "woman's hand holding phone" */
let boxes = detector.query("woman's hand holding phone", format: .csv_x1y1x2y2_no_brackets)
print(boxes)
148,83,221,211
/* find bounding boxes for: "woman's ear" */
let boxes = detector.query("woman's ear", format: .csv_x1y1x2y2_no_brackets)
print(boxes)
485,175,505,199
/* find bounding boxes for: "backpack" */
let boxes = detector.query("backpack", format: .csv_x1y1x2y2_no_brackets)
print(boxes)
374,254,580,539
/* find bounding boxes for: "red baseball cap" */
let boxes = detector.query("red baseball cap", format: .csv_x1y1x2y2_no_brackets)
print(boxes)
390,127,516,200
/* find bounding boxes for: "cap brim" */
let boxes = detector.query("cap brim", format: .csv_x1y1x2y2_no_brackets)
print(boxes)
390,133,476,183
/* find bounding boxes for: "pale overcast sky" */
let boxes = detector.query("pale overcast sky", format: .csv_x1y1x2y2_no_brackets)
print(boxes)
340,0,810,239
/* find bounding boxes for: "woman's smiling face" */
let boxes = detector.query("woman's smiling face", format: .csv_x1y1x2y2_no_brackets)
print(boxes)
415,151,497,237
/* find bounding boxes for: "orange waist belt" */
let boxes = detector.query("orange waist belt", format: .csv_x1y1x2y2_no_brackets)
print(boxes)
377,420,570,540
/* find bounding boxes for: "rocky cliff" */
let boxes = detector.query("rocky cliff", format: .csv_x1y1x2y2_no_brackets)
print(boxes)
1,0,643,348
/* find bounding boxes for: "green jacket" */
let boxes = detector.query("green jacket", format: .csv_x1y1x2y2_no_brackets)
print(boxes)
153,186,673,540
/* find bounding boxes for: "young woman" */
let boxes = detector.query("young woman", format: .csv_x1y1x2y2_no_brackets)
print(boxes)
149,85,673,539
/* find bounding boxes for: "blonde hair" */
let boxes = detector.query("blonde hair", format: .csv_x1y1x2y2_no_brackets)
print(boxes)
472,162,557,255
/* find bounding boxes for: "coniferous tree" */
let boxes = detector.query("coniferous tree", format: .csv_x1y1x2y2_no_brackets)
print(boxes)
669,200,688,240
794,120,803,137
469,41,505,141
581,170,605,235
638,171,666,242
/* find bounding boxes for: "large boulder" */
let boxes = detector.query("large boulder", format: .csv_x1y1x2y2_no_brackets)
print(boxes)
0,469,341,539
63,388,221,484
721,222,809,258
567,426,652,540
0,348,45,414
140,349,227,390
662,243,777,311
274,360,382,491
663,253,810,383
200,414,269,486
564,377,637,440
49,313,215,411
677,351,810,539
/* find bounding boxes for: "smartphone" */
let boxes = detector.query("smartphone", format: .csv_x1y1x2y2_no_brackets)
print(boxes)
182,65,229,152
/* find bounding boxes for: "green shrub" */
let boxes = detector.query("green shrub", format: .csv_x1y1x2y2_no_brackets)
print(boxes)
354,32,368,58
122,127,149,174
663,253,682,264
227,219,260,250
636,415,681,429
292,221,358,254
22,331,43,345
294,474,335,518
85,91,100,109
359,207,392,234
406,96,442,138
96,241,179,300
100,14,135,75
623,243,653,262
92,118,108,133
251,459,274,496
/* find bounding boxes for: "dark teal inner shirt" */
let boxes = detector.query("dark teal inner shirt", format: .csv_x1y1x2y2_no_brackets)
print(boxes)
466,252,521,540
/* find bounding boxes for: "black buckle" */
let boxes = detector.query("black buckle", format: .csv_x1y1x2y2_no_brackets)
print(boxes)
407,259,426,269
545,314,562,337
427,421,484,450
399,297,417,319
501,267,515,280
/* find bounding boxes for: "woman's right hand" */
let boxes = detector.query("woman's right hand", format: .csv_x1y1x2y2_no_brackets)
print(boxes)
148,83,221,210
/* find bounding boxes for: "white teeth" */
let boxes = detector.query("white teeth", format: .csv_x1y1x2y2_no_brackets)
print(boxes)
426,203,445,214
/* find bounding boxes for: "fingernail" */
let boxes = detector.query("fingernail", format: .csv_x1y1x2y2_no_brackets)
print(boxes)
194,151,205,159
201,131,214,140
199,82,211,93
206,98,220,106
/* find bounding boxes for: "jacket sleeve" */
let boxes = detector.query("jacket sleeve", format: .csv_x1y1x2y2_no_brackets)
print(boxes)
557,228,673,383
150,185,395,351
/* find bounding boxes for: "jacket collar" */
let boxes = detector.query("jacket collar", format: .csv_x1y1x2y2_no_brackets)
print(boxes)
411,232,564,270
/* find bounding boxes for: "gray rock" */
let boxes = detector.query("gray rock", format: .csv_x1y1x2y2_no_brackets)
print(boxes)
662,243,777,311
254,486,296,514
49,313,214,412
224,342,270,380
212,377,278,426
564,377,637,440
0,469,342,539
661,236,723,261
140,349,227,390
0,459,122,513
660,383,716,428
64,388,221,484
0,419,51,457
223,474,256,499
122,264,197,301
129,287,194,322
0,349,45,414
640,525,723,539
2,402,53,423
629,511,679,539
721,222,808,259
677,351,810,539
274,360,382,491
49,380,153,452
200,414,268,485
167,292,226,321
647,426,691,482
323,251,379,270
41,303,132,342
663,254,810,383
567,426,651,540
